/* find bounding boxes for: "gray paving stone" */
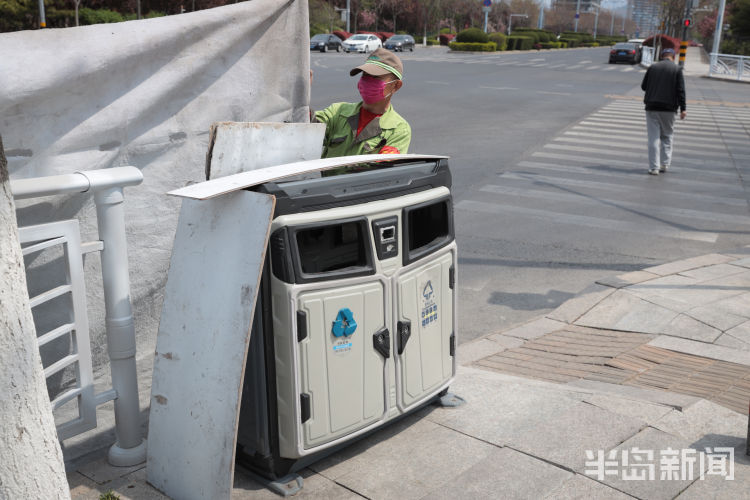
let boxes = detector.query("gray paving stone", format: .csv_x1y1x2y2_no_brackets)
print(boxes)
311,415,496,499
583,394,674,425
544,473,634,500
502,316,567,340
714,333,750,351
725,320,750,344
76,456,146,484
546,283,616,324
457,338,508,366
705,292,750,320
575,290,679,334
643,254,735,276
423,446,572,500
676,452,750,500
425,367,645,472
485,333,526,349
685,304,747,332
662,314,722,343
702,269,750,288
652,399,748,450
648,336,750,366
597,427,696,500
232,467,358,500
566,379,699,411
729,257,750,269
628,274,742,309
597,270,660,289
678,263,748,282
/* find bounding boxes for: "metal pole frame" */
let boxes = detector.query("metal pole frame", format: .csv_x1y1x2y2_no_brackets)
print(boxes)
11,167,147,467
574,0,581,32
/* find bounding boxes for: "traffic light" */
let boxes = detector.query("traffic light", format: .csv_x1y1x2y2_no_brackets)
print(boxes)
683,18,692,27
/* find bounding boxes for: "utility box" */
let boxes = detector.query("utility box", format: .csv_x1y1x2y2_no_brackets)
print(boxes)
237,157,456,479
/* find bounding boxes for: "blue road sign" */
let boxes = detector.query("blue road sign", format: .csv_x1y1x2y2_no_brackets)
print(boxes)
483,0,491,6
574,13,580,18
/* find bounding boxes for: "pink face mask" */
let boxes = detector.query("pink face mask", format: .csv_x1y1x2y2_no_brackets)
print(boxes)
357,74,395,104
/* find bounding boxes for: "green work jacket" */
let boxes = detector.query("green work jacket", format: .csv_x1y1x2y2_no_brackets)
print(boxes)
314,102,411,158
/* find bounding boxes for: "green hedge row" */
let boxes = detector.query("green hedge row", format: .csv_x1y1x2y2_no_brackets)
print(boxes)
448,41,497,52
507,35,534,51
456,27,489,43
488,32,507,51
512,28,556,43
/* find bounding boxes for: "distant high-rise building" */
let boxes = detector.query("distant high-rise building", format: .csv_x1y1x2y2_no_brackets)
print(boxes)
554,0,601,14
630,0,660,37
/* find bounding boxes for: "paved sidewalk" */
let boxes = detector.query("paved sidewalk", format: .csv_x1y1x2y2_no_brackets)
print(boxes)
68,249,750,499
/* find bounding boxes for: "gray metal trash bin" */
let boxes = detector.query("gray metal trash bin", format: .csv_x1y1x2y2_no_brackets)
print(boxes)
237,157,457,479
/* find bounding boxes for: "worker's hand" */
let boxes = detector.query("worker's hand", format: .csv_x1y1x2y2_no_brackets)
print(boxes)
680,111,686,120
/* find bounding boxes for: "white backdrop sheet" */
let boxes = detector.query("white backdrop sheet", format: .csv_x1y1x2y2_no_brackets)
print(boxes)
0,0,310,375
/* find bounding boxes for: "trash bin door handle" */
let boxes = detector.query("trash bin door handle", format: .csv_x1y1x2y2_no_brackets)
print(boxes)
373,328,390,358
397,320,411,355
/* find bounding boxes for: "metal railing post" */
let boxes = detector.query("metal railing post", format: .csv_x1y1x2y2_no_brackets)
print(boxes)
709,53,716,76
739,56,744,81
93,185,147,466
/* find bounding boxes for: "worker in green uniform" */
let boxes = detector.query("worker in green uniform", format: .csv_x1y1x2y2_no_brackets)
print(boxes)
314,48,411,159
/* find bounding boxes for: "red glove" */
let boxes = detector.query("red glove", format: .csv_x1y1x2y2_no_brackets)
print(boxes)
379,145,400,154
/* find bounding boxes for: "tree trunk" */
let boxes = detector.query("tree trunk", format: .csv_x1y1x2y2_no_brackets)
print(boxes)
75,0,80,26
0,136,70,499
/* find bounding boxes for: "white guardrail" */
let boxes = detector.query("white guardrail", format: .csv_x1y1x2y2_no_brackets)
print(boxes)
11,167,147,467
641,46,654,67
709,53,750,81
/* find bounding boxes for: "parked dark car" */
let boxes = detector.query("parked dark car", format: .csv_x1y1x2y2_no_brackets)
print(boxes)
384,34,415,52
609,42,639,64
310,34,343,52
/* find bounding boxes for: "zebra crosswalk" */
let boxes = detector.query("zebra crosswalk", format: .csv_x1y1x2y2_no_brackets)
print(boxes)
456,99,750,249
397,51,647,73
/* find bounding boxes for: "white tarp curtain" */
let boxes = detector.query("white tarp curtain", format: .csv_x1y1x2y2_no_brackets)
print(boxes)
0,0,310,377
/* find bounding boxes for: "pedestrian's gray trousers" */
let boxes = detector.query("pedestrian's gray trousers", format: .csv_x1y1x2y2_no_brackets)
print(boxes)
646,110,676,171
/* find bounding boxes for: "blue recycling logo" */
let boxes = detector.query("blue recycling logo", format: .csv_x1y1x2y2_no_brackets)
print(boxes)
332,308,357,337
423,282,434,301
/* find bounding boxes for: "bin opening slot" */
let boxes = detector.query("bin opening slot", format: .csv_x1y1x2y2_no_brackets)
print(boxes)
407,201,449,253
296,221,369,274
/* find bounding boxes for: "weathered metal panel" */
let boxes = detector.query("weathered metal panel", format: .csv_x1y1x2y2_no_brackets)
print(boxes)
206,122,326,180
169,154,450,200
147,190,274,500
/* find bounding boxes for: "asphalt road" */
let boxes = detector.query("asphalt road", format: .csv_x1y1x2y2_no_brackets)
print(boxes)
310,46,750,343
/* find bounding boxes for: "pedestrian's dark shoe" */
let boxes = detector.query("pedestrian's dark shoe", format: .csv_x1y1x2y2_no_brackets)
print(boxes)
659,165,669,173
648,169,659,175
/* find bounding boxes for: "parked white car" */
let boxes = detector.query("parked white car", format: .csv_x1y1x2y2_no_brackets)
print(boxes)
343,34,382,53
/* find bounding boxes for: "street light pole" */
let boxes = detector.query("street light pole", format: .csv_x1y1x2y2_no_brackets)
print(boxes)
38,0,46,27
574,0,581,32
712,0,727,55
593,3,600,39
346,0,351,33
610,12,615,36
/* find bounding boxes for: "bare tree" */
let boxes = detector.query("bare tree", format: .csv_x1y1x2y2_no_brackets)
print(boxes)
0,137,70,499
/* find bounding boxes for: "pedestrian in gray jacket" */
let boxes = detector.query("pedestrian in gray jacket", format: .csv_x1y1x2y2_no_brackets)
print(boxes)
641,48,687,175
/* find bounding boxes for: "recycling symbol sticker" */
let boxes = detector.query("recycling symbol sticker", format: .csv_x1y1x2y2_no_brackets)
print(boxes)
332,308,357,338
421,281,438,328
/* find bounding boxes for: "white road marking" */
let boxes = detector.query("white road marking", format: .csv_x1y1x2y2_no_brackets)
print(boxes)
480,86,519,90
538,91,571,96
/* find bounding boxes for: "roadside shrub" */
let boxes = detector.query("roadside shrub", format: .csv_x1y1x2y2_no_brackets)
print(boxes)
581,42,599,47
488,32,507,51
540,41,563,49
559,37,579,48
440,27,456,34
507,35,534,50
449,42,497,52
456,27,489,43
439,33,456,45
426,39,440,46
78,8,123,24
